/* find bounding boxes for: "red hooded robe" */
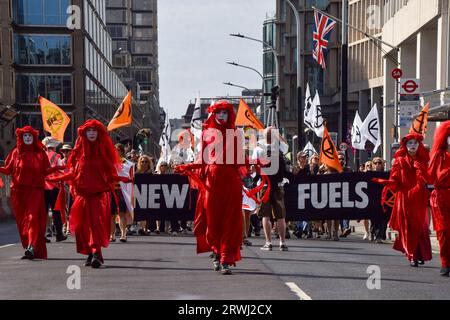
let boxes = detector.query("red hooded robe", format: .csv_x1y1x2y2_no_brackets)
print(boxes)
0,127,52,259
50,120,125,260
428,121,450,268
379,133,432,262
177,101,243,265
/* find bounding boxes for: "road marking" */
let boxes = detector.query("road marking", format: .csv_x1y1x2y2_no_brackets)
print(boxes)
285,282,312,300
0,244,15,249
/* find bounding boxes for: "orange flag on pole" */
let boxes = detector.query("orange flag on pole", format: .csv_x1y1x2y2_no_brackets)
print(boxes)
107,91,132,131
319,126,343,173
39,96,71,143
409,102,429,136
235,99,264,129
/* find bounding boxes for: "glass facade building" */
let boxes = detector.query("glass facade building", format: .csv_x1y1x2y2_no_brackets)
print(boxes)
106,0,162,156
2,0,130,147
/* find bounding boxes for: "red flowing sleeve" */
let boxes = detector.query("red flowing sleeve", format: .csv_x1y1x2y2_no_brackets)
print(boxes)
0,149,17,175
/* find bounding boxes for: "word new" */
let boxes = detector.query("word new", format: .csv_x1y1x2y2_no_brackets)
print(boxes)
134,184,189,209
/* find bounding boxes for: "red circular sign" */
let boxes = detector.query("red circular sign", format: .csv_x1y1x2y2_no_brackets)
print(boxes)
402,80,419,93
391,68,403,79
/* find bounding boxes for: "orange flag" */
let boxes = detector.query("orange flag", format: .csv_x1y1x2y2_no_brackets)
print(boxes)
235,99,264,129
107,91,132,131
39,96,71,143
319,126,343,173
409,102,429,136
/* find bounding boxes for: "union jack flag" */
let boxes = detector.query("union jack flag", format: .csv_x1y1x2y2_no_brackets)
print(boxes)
313,11,336,69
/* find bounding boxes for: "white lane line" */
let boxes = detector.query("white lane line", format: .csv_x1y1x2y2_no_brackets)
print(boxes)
0,244,15,249
285,282,312,300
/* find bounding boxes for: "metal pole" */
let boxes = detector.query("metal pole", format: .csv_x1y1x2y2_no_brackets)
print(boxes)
341,0,348,144
394,78,399,143
230,33,280,128
226,62,266,126
285,0,303,150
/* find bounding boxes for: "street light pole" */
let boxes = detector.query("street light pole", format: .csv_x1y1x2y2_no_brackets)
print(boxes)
230,33,280,128
285,0,304,150
226,61,266,125
223,82,250,91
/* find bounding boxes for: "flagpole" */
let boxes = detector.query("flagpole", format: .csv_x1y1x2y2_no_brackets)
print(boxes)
341,0,348,146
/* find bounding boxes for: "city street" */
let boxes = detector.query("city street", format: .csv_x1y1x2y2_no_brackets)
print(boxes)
0,222,448,300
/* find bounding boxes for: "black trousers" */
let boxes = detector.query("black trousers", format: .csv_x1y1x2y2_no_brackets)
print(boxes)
45,188,63,237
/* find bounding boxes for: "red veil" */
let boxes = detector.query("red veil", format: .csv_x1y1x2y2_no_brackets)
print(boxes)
67,119,122,177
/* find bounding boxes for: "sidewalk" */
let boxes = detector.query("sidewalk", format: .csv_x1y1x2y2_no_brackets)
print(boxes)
349,221,440,253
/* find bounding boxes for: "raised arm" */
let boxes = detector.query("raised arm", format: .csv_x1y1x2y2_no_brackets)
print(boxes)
46,171,75,183
0,149,17,175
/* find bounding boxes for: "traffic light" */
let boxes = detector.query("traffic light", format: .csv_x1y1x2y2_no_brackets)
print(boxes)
271,85,280,101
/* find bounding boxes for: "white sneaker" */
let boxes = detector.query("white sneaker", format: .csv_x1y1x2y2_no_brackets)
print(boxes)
363,232,369,240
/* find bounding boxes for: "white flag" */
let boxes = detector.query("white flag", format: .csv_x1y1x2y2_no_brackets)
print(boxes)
191,92,202,155
304,84,313,129
360,104,381,154
351,111,366,150
118,159,134,214
158,110,172,163
306,91,324,138
303,141,317,158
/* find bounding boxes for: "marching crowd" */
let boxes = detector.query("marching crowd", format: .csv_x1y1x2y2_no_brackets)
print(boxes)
0,102,449,277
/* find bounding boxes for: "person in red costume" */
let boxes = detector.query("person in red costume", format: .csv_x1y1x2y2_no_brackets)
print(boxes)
48,120,130,268
176,100,244,275
0,126,63,260
373,133,432,267
428,121,450,276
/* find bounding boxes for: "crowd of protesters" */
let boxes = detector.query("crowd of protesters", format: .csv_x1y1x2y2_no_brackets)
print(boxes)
1,118,449,277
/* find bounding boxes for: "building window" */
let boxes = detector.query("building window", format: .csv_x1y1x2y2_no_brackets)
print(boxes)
106,0,127,8
12,0,70,26
106,9,127,24
107,25,127,38
16,74,72,104
263,51,275,75
131,40,152,54
133,12,152,26
132,27,152,38
132,56,151,66
132,0,153,11
14,34,71,65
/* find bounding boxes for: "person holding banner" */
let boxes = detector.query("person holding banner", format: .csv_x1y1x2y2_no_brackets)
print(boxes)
0,126,64,260
428,121,450,276
47,120,131,268
373,133,432,267
176,100,244,275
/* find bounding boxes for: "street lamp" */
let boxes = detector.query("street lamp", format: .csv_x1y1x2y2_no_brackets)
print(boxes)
226,61,266,124
223,82,250,91
284,0,304,149
230,33,280,128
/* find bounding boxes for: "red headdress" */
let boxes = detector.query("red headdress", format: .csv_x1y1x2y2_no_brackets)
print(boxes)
67,119,122,177
203,100,236,130
430,120,450,157
394,133,429,163
15,126,45,153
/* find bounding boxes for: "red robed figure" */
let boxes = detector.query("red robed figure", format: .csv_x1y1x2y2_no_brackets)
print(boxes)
176,101,244,267
0,126,61,259
374,133,432,263
428,121,450,271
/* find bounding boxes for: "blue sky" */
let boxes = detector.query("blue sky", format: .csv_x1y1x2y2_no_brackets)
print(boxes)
158,0,276,118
